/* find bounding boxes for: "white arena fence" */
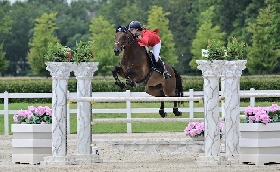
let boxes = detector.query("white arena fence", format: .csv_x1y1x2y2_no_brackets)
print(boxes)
1,88,280,135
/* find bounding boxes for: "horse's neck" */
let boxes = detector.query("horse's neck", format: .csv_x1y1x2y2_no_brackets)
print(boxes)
124,42,150,67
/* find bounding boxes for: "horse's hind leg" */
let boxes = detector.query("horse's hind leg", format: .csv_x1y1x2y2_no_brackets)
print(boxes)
173,101,182,116
146,86,167,118
159,101,167,118
112,66,125,89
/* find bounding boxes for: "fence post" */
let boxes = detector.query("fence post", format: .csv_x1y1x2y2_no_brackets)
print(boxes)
67,90,70,134
250,88,255,107
126,90,132,133
4,91,9,135
189,89,194,119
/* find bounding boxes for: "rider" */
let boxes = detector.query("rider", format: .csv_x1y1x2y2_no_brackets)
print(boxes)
127,21,171,79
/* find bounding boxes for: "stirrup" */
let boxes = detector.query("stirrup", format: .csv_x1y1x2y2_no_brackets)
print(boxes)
163,71,171,79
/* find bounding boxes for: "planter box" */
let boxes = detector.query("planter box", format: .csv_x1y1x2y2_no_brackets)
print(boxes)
239,123,280,165
12,124,52,165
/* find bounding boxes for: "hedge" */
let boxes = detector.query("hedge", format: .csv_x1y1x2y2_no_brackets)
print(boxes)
0,76,280,103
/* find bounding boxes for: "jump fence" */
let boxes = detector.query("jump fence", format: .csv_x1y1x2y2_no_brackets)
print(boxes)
0,88,279,135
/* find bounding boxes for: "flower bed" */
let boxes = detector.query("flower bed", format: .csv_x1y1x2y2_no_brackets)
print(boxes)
11,106,53,164
240,104,280,165
184,122,223,139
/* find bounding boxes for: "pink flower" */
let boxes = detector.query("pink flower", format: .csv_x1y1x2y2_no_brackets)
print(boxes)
28,106,36,112
13,106,52,124
13,115,18,123
244,105,273,124
45,106,52,116
35,106,46,116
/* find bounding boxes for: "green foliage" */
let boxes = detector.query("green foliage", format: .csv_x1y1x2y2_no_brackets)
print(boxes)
72,40,95,63
44,42,71,62
189,6,225,70
0,43,9,75
246,5,279,74
0,9,12,75
204,39,225,60
28,12,59,76
147,6,177,66
89,15,117,76
203,37,246,61
226,37,246,60
0,9,13,34
168,0,198,74
116,1,142,25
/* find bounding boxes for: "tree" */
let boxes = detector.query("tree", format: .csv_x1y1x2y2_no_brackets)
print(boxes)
28,12,59,76
0,8,12,75
189,6,225,70
246,5,280,74
147,6,177,66
116,1,142,25
89,15,117,76
167,0,200,75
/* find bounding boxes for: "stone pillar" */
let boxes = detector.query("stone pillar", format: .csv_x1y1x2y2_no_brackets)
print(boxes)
46,62,73,157
196,60,225,165
72,62,102,164
73,62,98,154
221,60,247,164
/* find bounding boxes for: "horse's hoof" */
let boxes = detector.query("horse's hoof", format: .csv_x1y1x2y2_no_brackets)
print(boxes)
173,108,182,116
159,109,167,118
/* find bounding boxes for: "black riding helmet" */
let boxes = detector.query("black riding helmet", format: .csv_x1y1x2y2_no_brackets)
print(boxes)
128,21,141,30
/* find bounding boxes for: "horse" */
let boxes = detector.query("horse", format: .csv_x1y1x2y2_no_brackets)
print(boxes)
112,25,184,118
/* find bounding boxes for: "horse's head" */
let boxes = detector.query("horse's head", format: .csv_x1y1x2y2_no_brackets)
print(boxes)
114,25,134,56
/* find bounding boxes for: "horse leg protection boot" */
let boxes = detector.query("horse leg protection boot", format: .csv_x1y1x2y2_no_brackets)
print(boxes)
157,60,171,79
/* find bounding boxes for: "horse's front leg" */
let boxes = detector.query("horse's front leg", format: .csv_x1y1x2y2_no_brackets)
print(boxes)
112,66,125,89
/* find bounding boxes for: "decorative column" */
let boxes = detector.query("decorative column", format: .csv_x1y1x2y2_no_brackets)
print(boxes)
73,62,98,154
72,62,102,164
42,62,75,165
196,60,225,165
47,62,73,156
221,60,247,164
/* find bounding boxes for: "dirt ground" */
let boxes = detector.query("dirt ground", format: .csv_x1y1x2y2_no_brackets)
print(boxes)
1,132,280,172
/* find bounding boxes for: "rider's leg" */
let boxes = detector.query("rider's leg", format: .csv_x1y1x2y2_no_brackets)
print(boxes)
153,42,171,79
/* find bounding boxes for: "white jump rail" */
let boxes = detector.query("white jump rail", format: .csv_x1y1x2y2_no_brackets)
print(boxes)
1,88,280,135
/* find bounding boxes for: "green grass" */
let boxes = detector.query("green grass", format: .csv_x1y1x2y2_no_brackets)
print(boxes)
1,101,280,135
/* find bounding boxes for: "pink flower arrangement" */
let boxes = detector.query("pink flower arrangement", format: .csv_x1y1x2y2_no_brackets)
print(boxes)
184,122,223,138
244,104,280,124
13,106,52,124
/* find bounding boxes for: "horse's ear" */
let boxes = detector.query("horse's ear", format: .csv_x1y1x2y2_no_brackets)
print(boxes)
115,24,122,33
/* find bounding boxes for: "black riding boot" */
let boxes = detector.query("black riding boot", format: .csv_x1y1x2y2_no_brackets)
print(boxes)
157,59,171,79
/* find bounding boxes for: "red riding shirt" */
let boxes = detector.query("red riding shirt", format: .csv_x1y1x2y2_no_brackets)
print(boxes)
137,28,161,47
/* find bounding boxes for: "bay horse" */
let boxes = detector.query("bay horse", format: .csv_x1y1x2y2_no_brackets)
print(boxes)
112,25,183,118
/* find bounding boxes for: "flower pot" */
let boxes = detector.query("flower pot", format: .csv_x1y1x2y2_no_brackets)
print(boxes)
239,123,280,165
11,124,52,165
192,135,204,141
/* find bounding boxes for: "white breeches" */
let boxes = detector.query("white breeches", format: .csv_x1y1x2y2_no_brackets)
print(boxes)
152,41,161,62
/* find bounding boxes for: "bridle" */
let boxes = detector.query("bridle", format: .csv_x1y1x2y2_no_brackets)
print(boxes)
114,30,135,51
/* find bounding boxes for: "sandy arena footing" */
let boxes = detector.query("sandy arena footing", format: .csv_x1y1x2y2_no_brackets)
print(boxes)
1,132,280,172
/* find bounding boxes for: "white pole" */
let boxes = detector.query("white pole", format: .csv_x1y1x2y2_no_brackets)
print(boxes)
4,91,9,135
126,90,132,133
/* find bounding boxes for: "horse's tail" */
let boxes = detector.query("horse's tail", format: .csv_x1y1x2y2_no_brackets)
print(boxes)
172,67,184,104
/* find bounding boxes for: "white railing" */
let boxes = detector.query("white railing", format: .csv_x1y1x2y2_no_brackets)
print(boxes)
0,88,279,135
